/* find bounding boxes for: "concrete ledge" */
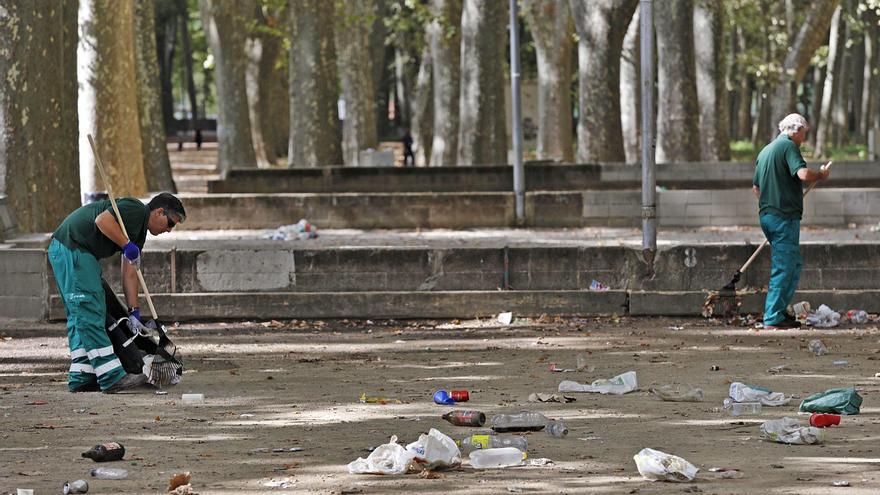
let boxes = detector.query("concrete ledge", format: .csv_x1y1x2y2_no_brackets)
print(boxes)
50,290,629,321
629,290,880,316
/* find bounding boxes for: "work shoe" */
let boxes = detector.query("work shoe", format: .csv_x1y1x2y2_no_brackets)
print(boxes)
103,373,149,394
71,382,101,393
764,319,801,330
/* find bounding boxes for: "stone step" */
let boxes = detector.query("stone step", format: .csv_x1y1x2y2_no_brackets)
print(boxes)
46,289,880,320
176,188,880,230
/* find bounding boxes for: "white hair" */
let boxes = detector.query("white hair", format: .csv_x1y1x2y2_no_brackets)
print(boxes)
778,113,809,136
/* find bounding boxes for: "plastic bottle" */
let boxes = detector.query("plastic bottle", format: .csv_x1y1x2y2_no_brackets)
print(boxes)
457,434,528,455
808,339,827,356
650,384,704,402
442,410,486,427
723,399,762,416
809,413,841,428
546,420,569,437
469,447,525,469
63,480,89,494
846,310,868,324
90,468,128,480
81,442,125,462
491,412,549,432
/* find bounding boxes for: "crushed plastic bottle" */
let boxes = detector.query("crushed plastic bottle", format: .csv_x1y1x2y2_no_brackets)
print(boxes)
81,442,125,462
723,399,762,416
469,447,525,469
650,384,704,402
546,420,569,437
760,417,825,444
707,468,745,479
457,434,528,456
63,480,89,494
846,310,868,324
491,412,549,432
89,468,129,480
808,339,828,356
558,371,638,395
442,410,486,427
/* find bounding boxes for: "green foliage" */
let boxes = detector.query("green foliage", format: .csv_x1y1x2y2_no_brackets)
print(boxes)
731,139,868,161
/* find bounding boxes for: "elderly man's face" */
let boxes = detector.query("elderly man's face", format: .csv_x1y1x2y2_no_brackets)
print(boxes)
792,127,808,146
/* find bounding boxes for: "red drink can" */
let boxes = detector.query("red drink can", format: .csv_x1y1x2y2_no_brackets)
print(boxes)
809,413,841,428
451,390,469,402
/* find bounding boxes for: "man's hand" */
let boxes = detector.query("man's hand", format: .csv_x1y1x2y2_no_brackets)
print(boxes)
122,241,140,267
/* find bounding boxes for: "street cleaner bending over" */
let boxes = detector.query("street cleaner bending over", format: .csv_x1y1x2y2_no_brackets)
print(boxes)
48,193,186,393
752,113,829,330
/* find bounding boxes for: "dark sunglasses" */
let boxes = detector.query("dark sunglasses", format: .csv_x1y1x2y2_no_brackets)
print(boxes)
165,212,177,229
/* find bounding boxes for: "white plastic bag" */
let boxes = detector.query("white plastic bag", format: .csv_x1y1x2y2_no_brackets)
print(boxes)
728,382,790,406
633,448,698,482
405,428,461,470
760,417,825,445
558,371,637,395
347,436,416,475
806,304,840,328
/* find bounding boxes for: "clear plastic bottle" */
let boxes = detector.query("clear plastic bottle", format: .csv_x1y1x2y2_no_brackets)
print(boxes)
723,399,762,416
457,434,528,455
808,339,827,356
847,310,868,324
90,468,128,480
546,420,569,437
469,447,525,468
650,384,704,402
491,412,548,432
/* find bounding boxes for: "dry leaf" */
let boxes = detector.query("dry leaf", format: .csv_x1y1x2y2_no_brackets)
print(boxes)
168,471,192,491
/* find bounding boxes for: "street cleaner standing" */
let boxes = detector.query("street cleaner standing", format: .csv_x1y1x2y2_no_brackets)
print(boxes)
752,113,830,329
48,193,186,393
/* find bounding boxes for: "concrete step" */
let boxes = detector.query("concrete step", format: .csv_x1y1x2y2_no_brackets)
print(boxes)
176,188,880,230
47,289,880,320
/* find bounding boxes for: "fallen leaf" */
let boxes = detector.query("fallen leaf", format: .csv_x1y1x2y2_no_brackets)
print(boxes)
168,471,192,491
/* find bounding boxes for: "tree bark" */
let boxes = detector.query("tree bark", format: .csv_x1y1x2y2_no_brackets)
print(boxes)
693,0,729,161
371,0,391,138
335,0,379,166
288,0,342,167
618,5,640,164
569,0,637,163
816,6,844,157
733,27,752,141
525,0,574,163
865,11,880,133
78,0,147,198
155,2,178,132
394,46,413,128
134,0,176,193
767,0,841,138
832,0,854,148
851,33,865,140
178,0,199,121
654,0,700,163
0,0,80,232
810,65,825,148
427,0,462,167
246,4,286,168
456,0,508,165
200,0,258,173
411,46,434,166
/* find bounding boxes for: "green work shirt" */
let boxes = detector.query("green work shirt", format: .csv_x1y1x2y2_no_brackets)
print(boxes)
52,198,149,259
753,133,806,219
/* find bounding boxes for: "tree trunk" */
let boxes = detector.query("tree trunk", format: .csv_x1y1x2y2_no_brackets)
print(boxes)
200,0,258,173
335,0,379,166
734,27,752,141
693,0,729,161
456,0,507,165
816,6,844,157
618,5,640,164
288,0,341,167
569,0,637,163
394,46,413,128
851,34,865,140
134,0,176,193
178,0,199,121
0,0,80,232
654,0,700,163
865,12,880,134
246,5,286,168
832,0,854,147
155,3,177,132
767,0,841,138
427,0,462,167
371,0,391,138
78,0,147,198
810,65,825,148
411,46,434,167
525,0,574,163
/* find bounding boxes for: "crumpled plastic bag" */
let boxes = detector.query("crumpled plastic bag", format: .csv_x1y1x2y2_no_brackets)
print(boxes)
728,382,790,406
528,393,576,403
806,304,841,328
799,387,862,415
347,436,416,475
405,428,461,470
558,371,637,395
760,417,825,444
633,448,698,482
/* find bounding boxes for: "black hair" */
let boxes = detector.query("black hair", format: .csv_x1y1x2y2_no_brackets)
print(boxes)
148,192,186,221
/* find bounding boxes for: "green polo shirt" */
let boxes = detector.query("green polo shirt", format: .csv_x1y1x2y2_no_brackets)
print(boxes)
753,134,806,219
53,198,149,259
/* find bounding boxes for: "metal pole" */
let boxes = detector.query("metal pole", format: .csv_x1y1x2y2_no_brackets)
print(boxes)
639,0,656,265
509,0,525,223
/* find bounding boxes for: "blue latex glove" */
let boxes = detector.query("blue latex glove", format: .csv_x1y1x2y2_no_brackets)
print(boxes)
122,241,140,266
129,307,140,322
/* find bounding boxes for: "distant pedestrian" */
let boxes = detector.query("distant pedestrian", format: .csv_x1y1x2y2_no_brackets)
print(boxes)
402,129,414,167
752,113,830,329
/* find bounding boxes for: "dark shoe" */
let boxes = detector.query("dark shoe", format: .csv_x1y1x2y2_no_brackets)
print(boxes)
764,319,801,330
103,373,148,394
71,382,101,393
783,317,802,328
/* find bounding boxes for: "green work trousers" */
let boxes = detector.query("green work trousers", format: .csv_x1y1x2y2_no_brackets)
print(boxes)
48,238,125,391
760,213,802,326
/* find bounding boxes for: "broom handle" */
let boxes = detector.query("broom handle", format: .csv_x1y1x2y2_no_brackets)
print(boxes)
87,134,159,320
738,160,833,274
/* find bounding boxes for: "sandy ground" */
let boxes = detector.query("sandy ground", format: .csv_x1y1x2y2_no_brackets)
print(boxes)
2,316,880,494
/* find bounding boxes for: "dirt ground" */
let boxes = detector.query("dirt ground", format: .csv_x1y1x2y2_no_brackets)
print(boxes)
2,316,880,494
